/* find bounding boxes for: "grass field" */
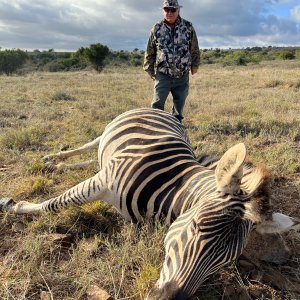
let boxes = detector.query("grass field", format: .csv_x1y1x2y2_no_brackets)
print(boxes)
0,61,300,299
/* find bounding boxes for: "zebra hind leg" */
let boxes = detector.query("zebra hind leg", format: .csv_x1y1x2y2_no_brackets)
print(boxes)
0,167,111,214
0,198,44,214
0,197,44,214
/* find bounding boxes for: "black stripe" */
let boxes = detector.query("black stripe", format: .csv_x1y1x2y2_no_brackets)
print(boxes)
109,109,181,130
137,160,196,217
121,139,192,155
124,153,194,221
101,125,169,162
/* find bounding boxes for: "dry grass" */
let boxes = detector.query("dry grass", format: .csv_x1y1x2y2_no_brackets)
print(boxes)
0,61,300,299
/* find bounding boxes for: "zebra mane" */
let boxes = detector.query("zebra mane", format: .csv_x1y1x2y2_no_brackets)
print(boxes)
240,162,270,195
242,163,272,223
197,155,270,196
197,154,218,169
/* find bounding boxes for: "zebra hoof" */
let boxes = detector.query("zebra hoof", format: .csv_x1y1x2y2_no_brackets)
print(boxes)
42,154,52,162
44,162,58,172
0,198,16,212
42,153,59,163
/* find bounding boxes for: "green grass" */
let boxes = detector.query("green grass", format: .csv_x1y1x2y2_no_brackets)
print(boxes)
0,61,300,299
0,126,47,151
51,91,76,102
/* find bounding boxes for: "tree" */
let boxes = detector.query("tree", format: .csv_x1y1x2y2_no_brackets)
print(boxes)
74,43,110,72
74,47,89,67
0,49,28,75
86,43,110,71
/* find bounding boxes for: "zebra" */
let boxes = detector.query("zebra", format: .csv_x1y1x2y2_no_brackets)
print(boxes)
0,108,299,300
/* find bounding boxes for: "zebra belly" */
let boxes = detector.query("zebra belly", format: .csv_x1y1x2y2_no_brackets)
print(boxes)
105,153,200,224
94,108,196,223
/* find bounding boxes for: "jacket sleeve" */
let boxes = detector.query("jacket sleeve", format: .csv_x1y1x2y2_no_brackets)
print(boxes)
143,29,156,75
190,26,200,69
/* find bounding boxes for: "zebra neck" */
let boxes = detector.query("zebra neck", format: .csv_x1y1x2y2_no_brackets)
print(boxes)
159,168,217,225
179,171,217,214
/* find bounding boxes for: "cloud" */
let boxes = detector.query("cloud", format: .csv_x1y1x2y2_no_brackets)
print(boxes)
291,5,300,22
0,0,299,51
182,0,300,48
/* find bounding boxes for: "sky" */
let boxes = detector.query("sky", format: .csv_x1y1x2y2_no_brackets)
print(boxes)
0,0,300,52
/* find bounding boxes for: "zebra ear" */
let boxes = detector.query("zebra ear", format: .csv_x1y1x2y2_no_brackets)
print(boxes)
215,143,246,195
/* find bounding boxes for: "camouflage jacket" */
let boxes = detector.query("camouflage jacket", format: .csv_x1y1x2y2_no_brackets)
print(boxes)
143,16,200,78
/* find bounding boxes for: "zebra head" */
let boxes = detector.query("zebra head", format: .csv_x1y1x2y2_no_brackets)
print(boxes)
148,143,300,300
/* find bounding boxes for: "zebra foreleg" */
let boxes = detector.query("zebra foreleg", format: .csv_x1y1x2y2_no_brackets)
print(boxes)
43,136,101,171
44,159,98,172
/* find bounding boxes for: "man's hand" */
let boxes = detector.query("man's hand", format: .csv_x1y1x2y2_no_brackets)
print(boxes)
191,68,198,75
148,73,156,80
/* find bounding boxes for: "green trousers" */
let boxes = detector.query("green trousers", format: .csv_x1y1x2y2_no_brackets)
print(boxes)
151,72,189,122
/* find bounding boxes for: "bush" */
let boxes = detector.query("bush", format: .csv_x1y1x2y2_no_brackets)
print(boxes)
278,49,296,60
75,43,110,72
60,57,81,69
44,61,66,72
87,43,110,71
221,50,262,66
0,49,28,75
222,51,248,66
44,57,82,72
51,91,76,101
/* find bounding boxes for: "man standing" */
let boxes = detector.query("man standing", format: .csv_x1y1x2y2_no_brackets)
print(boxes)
144,0,200,122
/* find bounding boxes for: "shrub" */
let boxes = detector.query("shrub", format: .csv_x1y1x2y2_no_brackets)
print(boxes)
75,43,110,72
222,51,248,66
131,58,143,66
265,80,283,88
60,57,81,69
278,49,296,60
51,91,76,101
118,50,130,60
44,61,66,72
43,57,82,72
0,49,28,75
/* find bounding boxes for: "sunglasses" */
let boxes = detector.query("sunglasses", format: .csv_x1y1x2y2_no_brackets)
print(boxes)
163,7,178,13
